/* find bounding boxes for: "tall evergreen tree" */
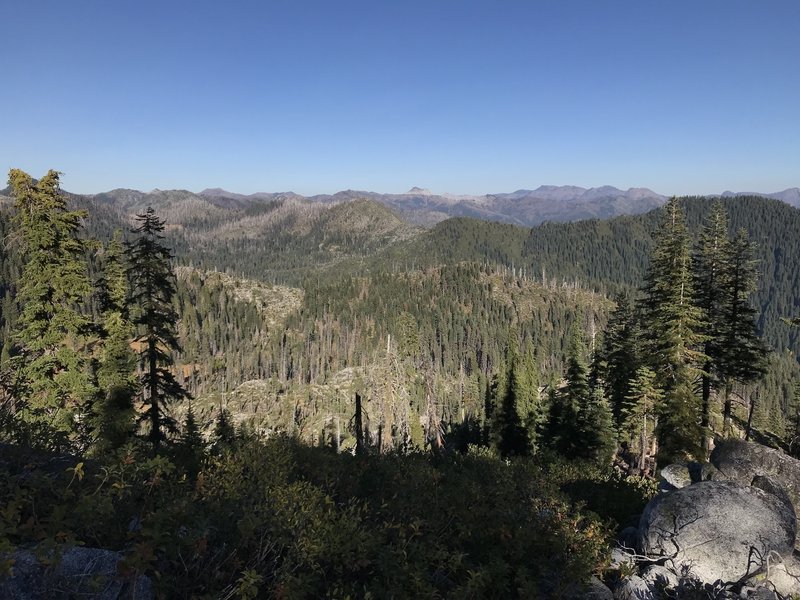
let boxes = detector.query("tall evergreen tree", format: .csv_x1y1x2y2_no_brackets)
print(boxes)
126,208,188,450
600,293,642,427
693,200,730,452
515,348,542,451
548,323,614,460
7,169,95,445
490,360,531,458
718,228,767,434
92,231,137,452
621,366,663,474
178,403,204,478
786,381,800,458
640,198,705,460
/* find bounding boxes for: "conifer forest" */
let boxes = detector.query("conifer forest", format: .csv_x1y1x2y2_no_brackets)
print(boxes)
1,169,799,598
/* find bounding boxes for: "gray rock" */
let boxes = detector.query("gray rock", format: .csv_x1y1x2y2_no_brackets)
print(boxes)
580,575,614,600
751,474,796,515
700,463,727,481
641,564,679,590
657,479,676,493
617,526,639,552
745,555,800,597
711,440,800,504
613,575,659,600
696,462,725,482
661,463,692,489
638,481,795,585
610,547,636,571
712,439,800,549
0,546,152,599
739,587,780,600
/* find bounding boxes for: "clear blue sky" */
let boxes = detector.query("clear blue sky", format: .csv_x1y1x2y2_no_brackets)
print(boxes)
2,1,798,196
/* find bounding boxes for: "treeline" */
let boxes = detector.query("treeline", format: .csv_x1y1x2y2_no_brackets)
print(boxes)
470,198,798,469
0,170,191,456
402,196,800,355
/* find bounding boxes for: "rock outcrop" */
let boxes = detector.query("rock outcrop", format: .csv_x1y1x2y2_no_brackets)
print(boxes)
0,546,152,600
712,439,800,550
638,481,795,585
610,440,800,598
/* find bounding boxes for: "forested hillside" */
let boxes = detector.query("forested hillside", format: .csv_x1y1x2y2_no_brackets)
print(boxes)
2,172,800,597
401,196,800,354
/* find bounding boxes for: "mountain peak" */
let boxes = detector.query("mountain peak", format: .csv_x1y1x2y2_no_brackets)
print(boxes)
200,187,232,196
406,187,433,195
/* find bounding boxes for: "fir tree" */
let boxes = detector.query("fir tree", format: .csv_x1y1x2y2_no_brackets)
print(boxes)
641,198,705,461
92,231,137,453
126,208,189,451
786,381,800,458
718,228,767,435
515,348,542,451
491,360,531,458
213,407,237,450
548,324,590,458
600,293,641,426
178,403,205,477
621,366,663,474
692,200,730,451
7,169,96,446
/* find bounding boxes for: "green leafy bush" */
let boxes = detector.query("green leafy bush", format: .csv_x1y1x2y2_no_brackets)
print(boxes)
0,437,624,598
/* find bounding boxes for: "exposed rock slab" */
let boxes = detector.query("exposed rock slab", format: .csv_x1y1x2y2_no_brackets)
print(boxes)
660,463,692,489
712,439,800,549
0,546,152,599
711,440,800,505
638,481,795,585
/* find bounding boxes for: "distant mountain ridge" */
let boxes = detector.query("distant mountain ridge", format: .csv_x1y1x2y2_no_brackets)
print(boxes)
198,184,668,226
720,188,800,208
3,182,798,226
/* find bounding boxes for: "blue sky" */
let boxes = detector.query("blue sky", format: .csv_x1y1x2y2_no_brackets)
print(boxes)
2,1,798,196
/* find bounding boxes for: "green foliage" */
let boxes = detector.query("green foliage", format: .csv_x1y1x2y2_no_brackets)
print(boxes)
0,437,618,598
92,231,137,454
621,367,663,474
547,324,615,463
488,360,531,458
640,199,705,460
599,293,642,426
126,208,189,450
7,169,96,445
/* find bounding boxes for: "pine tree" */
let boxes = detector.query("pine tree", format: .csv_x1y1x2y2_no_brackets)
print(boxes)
621,366,663,475
491,360,531,458
213,407,236,450
178,403,204,477
548,324,590,458
126,208,189,451
640,198,705,461
7,169,95,446
516,348,542,451
600,293,642,426
92,231,137,453
786,381,800,458
718,228,767,434
581,385,616,464
693,200,730,451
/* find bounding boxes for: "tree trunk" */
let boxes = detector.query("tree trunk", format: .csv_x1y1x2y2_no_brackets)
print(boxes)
745,389,757,442
148,336,160,451
700,363,712,455
722,382,733,437
354,392,364,456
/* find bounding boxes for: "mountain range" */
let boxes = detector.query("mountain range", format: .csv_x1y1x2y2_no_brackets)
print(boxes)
197,184,668,226
196,184,800,226
3,182,799,227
